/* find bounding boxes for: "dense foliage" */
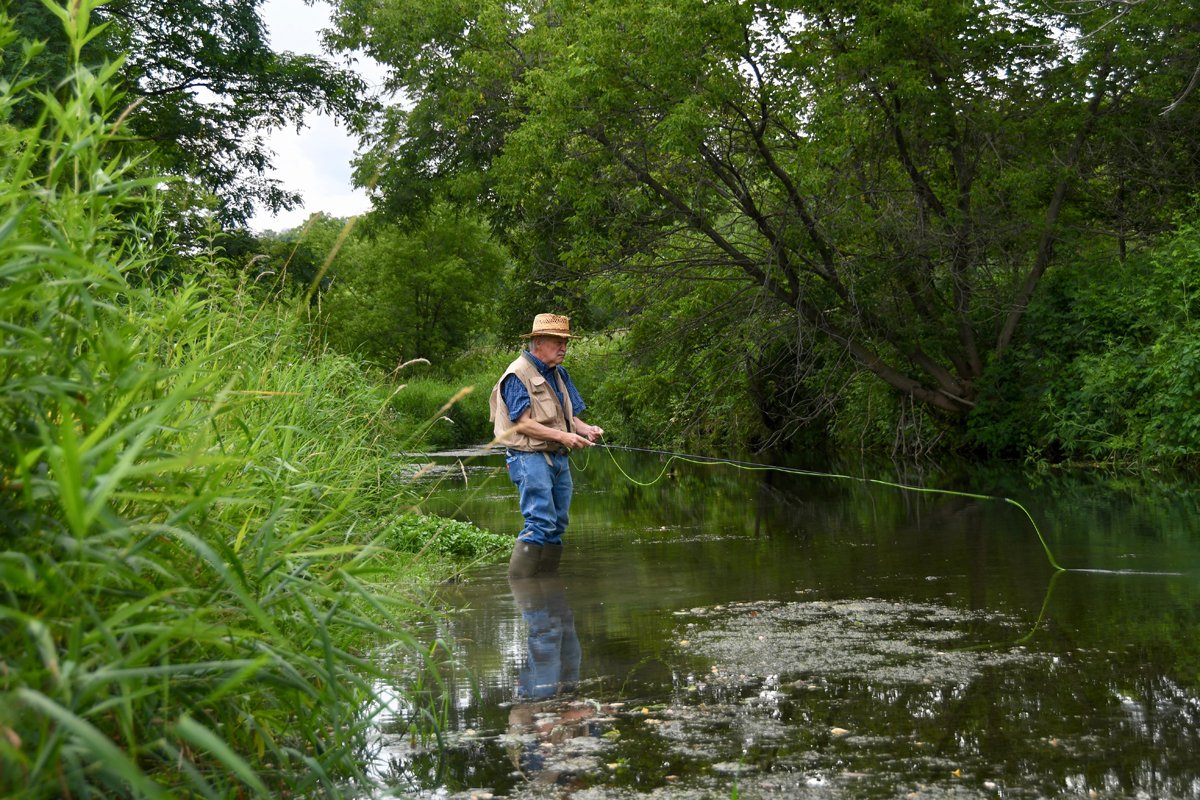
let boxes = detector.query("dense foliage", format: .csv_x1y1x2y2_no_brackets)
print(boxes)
317,205,508,367
328,0,1200,459
0,6,499,796
970,212,1200,463
3,0,366,224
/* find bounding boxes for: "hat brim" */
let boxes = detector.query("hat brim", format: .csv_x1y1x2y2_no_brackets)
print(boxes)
521,331,573,339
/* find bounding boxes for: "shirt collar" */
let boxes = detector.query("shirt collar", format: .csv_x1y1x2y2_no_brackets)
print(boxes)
522,349,556,377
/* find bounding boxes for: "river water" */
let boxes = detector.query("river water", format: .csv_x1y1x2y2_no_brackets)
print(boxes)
371,448,1200,799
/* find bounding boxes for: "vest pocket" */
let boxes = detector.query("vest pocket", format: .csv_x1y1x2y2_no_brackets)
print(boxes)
528,376,560,423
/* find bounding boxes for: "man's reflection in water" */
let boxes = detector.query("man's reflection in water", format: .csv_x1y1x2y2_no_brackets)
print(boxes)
506,576,597,786
510,575,581,699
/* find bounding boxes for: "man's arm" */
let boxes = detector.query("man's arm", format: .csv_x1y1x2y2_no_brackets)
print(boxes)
513,410,595,449
555,369,601,442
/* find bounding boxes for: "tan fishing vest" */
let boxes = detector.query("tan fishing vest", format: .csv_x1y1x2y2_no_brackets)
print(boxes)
489,353,574,451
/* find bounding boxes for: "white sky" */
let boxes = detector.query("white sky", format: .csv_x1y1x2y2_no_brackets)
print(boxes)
249,0,388,233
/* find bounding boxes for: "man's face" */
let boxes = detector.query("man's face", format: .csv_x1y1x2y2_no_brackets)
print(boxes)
531,335,569,367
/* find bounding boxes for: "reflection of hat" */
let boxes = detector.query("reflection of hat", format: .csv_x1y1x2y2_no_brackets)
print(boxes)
521,313,573,339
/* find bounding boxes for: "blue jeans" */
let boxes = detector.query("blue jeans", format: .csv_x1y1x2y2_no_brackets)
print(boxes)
518,583,580,699
506,450,573,546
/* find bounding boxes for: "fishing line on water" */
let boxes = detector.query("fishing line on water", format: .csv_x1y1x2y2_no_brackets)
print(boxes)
587,443,1186,577
586,441,1069,572
570,440,1184,650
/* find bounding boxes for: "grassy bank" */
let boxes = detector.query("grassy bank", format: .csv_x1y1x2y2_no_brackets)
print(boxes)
0,6,504,797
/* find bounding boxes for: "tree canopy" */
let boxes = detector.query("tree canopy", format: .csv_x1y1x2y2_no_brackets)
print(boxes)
5,0,367,223
331,0,1200,424
290,209,509,367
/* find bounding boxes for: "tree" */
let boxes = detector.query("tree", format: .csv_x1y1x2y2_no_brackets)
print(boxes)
319,206,508,366
332,0,1200,426
5,0,368,224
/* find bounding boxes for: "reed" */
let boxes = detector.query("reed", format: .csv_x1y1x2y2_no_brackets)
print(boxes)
1,5,483,797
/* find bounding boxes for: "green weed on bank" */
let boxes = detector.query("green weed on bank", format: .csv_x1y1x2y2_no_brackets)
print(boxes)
0,4,492,797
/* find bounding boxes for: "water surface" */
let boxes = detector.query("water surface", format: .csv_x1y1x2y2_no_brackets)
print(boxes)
373,449,1200,799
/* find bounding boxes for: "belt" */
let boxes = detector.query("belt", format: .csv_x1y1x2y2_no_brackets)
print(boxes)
506,447,569,459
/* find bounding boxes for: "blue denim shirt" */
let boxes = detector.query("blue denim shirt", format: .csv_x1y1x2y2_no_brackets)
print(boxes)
501,350,586,423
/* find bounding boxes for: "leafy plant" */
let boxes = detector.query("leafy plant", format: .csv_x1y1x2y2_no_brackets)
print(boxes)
387,513,510,560
318,205,509,368
0,6,462,797
968,207,1200,464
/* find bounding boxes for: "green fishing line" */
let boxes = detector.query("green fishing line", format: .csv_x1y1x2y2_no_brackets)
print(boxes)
592,442,1066,573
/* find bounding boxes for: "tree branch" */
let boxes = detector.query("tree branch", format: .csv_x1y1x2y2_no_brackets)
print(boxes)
590,128,788,305
870,85,948,219
995,55,1113,357
726,98,840,277
1162,55,1200,115
695,140,800,302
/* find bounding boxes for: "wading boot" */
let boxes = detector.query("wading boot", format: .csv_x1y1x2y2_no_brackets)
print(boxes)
537,543,563,575
508,540,543,578
507,573,545,613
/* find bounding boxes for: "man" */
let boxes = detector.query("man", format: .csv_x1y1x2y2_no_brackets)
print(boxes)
489,313,604,577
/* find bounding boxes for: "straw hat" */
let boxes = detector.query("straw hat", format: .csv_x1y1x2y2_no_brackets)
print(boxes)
521,313,573,339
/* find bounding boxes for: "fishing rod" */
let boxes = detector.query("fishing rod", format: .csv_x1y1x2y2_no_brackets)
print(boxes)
588,441,1067,573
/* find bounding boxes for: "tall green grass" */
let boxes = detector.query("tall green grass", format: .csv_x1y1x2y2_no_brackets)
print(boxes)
0,4,498,796
385,350,509,451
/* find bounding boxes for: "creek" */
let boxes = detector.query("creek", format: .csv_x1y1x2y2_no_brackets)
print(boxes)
370,448,1200,799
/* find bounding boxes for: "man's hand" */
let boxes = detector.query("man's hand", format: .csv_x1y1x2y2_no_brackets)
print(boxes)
514,410,602,449
561,431,594,450
574,420,605,443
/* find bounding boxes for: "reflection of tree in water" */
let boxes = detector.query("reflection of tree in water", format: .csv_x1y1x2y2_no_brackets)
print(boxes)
414,452,1200,796
662,598,1200,798
588,449,1015,549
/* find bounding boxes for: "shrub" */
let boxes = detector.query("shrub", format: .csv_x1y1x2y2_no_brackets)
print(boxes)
968,209,1200,464
386,513,510,560
387,376,493,451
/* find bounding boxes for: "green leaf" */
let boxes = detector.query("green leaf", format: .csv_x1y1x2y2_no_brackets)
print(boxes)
17,688,170,800
174,714,270,796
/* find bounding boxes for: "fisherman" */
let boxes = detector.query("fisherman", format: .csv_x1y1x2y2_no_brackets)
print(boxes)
489,313,604,577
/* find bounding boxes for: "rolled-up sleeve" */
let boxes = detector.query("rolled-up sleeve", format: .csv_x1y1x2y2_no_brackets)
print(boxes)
501,373,531,422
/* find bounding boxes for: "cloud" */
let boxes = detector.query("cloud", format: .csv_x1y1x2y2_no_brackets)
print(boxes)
251,114,372,234
249,0,386,233
262,0,326,53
